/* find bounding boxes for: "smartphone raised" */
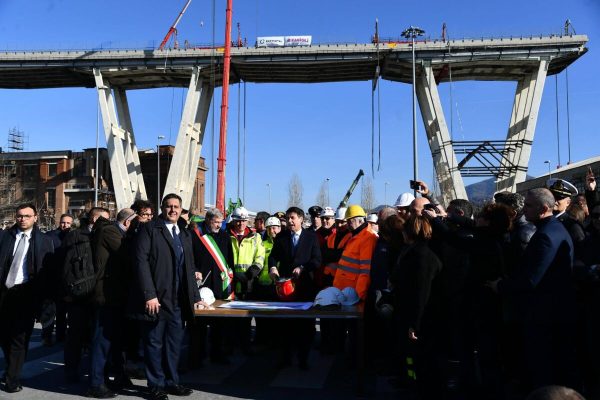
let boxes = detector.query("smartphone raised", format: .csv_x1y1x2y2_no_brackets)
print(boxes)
409,180,421,190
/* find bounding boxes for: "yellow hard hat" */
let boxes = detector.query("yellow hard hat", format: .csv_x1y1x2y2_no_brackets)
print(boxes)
345,205,366,220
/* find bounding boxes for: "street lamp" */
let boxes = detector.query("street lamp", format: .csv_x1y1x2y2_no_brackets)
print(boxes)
401,26,425,196
266,183,272,213
544,160,552,179
157,135,165,207
384,181,389,205
326,178,330,206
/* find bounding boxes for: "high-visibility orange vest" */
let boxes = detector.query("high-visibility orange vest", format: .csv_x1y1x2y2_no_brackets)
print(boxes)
332,225,378,300
322,228,352,277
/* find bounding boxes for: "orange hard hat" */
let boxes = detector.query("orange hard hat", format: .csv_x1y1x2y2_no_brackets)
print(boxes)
275,278,296,301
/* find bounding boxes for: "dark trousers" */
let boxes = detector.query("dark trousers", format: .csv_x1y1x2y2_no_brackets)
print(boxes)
278,319,315,364
42,299,67,341
142,307,185,390
0,283,36,386
89,306,126,387
524,322,579,392
64,302,92,375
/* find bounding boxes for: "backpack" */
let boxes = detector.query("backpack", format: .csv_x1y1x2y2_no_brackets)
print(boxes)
61,229,96,299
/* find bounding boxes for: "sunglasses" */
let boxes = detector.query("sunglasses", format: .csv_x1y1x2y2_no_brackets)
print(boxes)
322,217,333,221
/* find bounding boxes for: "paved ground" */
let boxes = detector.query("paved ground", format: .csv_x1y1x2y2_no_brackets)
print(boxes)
0,324,409,400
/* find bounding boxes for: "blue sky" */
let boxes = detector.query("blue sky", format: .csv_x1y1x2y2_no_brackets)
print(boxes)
0,0,599,212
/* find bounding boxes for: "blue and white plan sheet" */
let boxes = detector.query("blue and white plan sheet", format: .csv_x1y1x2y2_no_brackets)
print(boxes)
217,301,313,311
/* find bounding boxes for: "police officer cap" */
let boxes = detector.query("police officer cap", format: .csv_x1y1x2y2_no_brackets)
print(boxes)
308,205,323,218
546,178,578,199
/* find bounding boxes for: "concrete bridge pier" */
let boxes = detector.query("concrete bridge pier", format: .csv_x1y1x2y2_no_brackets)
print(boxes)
163,67,214,208
94,68,148,209
496,60,548,193
416,63,467,205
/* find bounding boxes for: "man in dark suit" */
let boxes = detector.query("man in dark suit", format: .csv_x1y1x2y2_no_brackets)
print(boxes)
131,193,201,400
269,206,321,369
0,203,54,393
491,188,578,391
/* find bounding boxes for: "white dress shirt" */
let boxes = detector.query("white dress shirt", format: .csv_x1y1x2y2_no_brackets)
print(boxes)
12,229,32,285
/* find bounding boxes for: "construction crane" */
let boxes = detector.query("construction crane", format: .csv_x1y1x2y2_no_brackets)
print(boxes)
158,0,192,50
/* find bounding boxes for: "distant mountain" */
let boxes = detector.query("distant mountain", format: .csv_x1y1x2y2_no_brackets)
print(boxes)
465,178,497,205
465,176,534,205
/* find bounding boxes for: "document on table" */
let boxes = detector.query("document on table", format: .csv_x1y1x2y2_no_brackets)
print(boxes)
217,301,313,311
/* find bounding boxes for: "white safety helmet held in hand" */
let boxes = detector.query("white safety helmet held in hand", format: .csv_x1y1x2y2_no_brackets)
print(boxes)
320,207,335,218
231,207,249,221
394,192,415,208
314,287,345,308
375,289,394,320
265,216,281,227
199,287,216,305
335,207,348,221
340,287,360,305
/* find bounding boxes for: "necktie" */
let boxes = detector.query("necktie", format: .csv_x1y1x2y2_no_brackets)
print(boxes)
5,234,27,289
172,226,184,293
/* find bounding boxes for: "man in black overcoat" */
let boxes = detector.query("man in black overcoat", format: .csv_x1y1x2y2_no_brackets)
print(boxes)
130,193,201,400
0,203,54,393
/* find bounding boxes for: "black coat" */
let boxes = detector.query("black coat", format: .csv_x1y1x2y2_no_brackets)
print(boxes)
391,241,443,334
269,228,321,301
129,218,200,322
499,216,575,324
91,217,129,307
190,222,235,300
0,225,55,300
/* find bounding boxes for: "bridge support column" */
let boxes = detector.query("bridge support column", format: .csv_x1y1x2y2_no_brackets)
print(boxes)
496,60,548,193
164,67,213,209
415,64,467,205
94,69,147,210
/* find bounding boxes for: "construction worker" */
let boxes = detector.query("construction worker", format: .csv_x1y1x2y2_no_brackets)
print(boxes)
254,217,281,300
322,207,351,286
332,205,378,300
229,206,265,353
254,217,281,344
316,207,336,246
366,213,379,234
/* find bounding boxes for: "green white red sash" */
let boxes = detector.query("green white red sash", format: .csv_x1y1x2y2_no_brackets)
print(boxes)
193,228,234,300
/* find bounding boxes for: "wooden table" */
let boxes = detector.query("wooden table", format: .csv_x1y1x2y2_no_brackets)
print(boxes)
194,300,365,393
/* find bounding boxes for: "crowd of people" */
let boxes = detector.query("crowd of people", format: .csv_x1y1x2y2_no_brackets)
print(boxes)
0,170,599,400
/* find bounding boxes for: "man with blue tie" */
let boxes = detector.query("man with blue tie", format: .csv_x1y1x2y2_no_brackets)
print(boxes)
0,203,54,393
130,194,202,400
269,207,321,369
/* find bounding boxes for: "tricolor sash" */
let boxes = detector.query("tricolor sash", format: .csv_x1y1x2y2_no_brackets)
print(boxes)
193,228,234,300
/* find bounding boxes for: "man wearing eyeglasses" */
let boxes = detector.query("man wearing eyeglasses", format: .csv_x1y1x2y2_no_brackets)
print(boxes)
0,203,54,393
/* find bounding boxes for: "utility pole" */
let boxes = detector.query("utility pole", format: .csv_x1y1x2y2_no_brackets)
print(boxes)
402,26,425,197
157,135,165,206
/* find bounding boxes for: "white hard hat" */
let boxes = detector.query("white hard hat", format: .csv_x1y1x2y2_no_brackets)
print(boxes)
375,289,394,319
394,192,415,208
231,207,249,221
320,207,335,218
199,287,216,305
314,287,345,308
340,287,360,305
265,216,281,227
335,207,348,221
366,213,378,224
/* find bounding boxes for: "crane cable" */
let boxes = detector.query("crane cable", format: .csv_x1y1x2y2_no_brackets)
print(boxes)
243,81,247,201
371,19,382,177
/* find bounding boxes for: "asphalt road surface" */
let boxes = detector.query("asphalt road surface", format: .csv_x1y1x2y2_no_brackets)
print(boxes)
0,323,407,400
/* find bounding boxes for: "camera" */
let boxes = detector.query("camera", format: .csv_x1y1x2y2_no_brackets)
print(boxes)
409,180,421,190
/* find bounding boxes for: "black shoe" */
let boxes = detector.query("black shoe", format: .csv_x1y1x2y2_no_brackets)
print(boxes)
85,384,117,398
149,388,169,400
109,375,133,390
5,381,23,393
166,384,193,396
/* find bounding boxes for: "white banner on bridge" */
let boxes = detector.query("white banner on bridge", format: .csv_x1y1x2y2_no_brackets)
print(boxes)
256,36,285,48
284,35,312,47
